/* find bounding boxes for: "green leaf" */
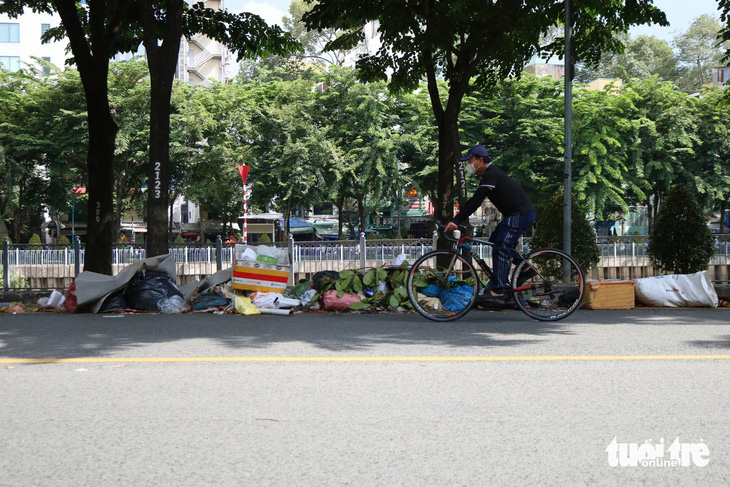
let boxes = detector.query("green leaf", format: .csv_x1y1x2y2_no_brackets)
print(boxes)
363,269,376,286
352,275,363,293
349,301,369,310
339,269,354,279
389,294,400,308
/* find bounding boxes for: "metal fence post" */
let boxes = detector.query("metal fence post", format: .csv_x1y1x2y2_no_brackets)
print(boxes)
216,235,223,271
360,232,367,269
288,234,295,285
432,230,438,249
2,237,9,291
74,235,81,277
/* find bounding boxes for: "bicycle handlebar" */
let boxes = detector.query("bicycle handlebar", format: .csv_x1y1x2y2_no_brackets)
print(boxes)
435,222,467,243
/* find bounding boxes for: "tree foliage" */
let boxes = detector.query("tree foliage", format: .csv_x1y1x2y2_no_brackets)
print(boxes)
302,0,667,247
673,14,728,92
1,0,299,273
647,184,715,274
530,188,600,273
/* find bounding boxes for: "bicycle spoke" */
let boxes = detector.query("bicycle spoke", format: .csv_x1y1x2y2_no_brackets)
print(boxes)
407,250,478,322
512,249,584,321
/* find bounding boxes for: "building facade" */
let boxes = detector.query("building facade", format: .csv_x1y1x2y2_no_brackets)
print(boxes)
0,10,68,72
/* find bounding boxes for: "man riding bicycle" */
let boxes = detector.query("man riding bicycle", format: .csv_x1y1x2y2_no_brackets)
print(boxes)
444,145,537,307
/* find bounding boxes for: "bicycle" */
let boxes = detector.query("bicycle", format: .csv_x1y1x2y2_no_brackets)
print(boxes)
406,223,585,322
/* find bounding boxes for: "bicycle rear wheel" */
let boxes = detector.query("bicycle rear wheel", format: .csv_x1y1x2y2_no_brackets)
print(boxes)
511,248,584,321
407,250,478,322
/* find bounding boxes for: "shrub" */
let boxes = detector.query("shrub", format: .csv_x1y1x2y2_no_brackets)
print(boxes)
647,184,715,274
57,235,71,245
28,233,42,245
173,234,185,245
258,233,271,243
531,189,600,272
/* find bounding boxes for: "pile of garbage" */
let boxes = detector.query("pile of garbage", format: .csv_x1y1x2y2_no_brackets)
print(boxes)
17,252,418,315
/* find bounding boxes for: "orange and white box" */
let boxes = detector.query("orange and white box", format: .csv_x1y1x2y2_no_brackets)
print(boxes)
232,261,290,293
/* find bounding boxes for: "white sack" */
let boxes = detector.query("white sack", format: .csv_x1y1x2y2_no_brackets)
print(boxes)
634,271,718,308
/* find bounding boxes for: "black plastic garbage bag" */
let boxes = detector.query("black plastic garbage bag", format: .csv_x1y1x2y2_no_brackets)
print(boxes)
98,290,128,313
312,270,340,290
125,270,183,311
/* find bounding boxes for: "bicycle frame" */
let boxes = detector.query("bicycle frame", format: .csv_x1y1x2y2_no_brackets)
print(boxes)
447,234,532,294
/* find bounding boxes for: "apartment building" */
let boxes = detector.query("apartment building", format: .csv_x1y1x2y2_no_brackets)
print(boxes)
0,10,68,72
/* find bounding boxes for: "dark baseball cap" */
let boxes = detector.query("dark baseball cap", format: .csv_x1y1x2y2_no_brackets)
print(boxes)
459,144,489,161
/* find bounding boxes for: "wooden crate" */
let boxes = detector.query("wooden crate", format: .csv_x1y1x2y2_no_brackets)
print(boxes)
583,280,635,309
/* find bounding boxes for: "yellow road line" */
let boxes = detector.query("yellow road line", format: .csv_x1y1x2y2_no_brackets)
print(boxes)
2,355,730,364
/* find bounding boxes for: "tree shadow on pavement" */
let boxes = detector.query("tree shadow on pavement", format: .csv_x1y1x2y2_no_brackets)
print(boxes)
686,335,730,349
0,309,574,359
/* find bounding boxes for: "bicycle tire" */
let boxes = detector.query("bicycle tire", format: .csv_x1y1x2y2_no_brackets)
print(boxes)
407,250,479,322
510,248,585,322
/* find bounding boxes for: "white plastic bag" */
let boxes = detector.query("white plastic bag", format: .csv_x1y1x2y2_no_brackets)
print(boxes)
237,246,258,261
634,271,719,308
256,245,289,265
37,290,66,310
158,295,189,314
250,291,280,309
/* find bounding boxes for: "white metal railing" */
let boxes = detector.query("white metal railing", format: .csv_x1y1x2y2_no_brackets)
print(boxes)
2,234,729,291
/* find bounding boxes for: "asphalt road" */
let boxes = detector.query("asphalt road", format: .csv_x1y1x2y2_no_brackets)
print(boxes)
2,308,730,486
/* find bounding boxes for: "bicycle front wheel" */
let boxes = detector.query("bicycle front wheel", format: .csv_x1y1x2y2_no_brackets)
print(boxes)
407,250,478,322
511,248,585,322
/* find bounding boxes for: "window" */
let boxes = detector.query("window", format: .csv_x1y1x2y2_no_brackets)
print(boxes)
0,56,21,71
42,56,51,75
41,23,50,36
0,23,20,43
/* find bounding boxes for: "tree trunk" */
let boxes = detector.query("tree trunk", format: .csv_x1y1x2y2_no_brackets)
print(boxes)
335,196,345,239
357,197,365,237
421,44,470,244
647,195,653,235
84,104,117,273
141,0,183,257
53,0,131,274
284,200,292,236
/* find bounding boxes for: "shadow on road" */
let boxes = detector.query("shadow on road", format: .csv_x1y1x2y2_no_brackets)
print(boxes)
0,309,574,359
1,308,725,359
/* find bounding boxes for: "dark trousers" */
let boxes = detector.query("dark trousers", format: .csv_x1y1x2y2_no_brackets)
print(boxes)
488,210,536,294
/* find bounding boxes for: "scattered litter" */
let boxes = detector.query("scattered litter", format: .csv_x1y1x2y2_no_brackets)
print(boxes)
65,283,78,312
257,308,293,316
191,293,229,311
322,290,361,311
158,295,189,314
235,296,260,315
300,289,317,307
126,269,185,312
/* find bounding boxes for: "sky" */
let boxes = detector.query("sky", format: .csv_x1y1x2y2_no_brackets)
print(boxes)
224,0,723,43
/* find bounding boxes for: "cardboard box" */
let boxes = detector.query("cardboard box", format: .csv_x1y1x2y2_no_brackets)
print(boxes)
232,261,290,293
583,280,635,309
